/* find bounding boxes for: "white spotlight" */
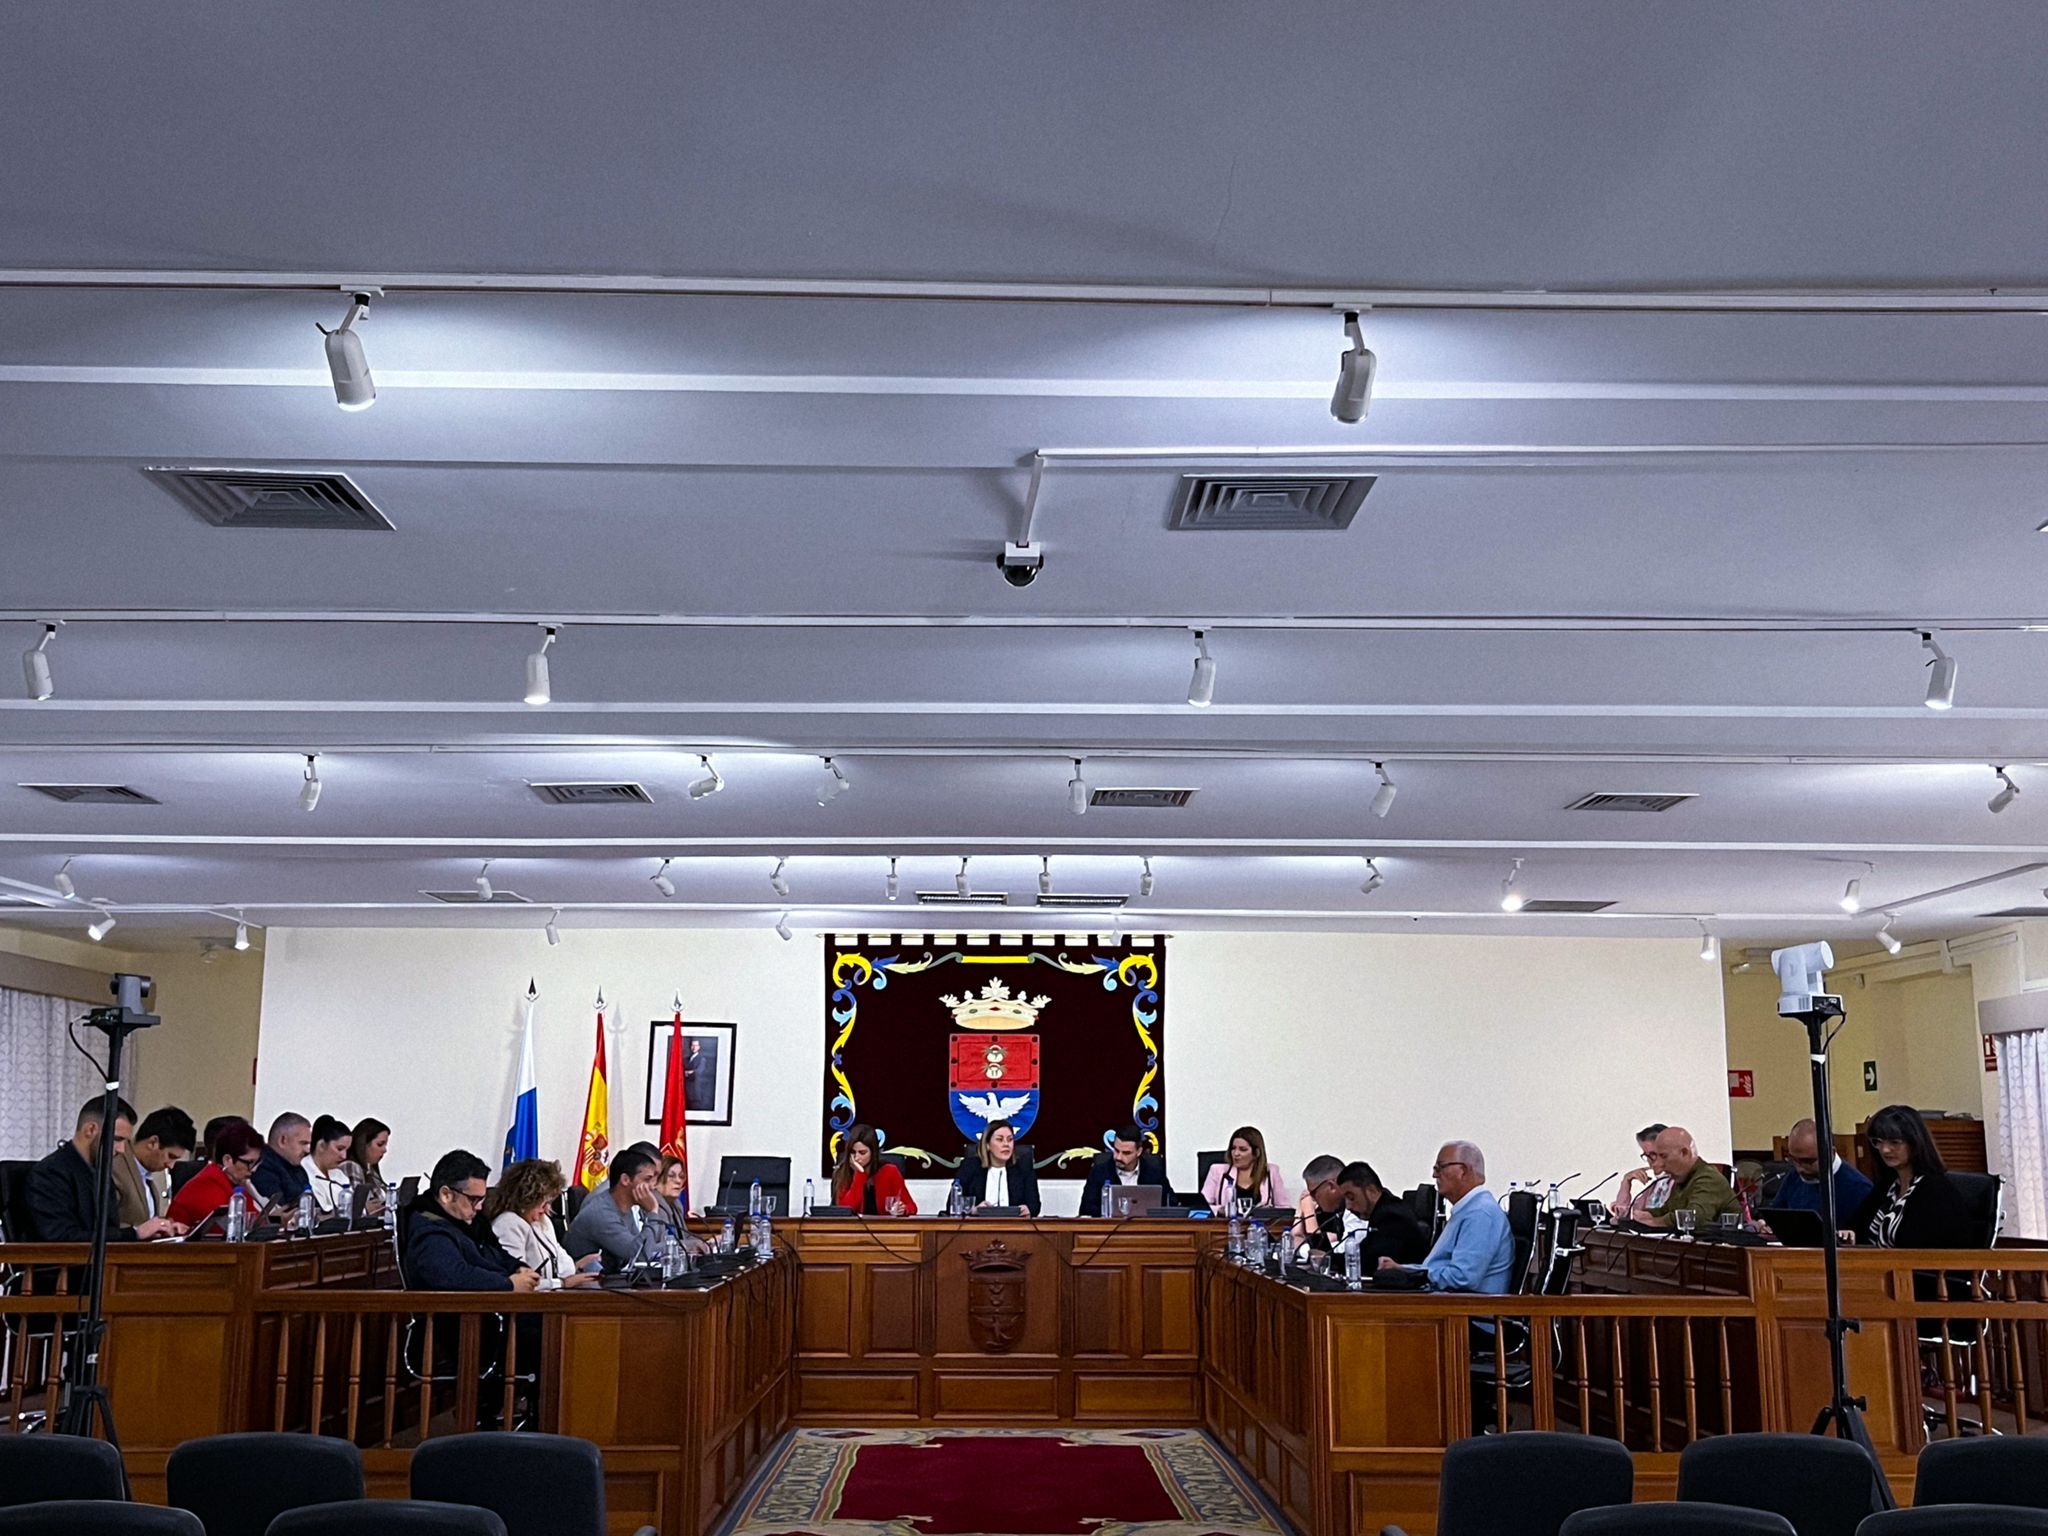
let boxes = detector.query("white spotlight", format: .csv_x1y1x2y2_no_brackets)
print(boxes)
650,858,676,898
1360,858,1384,897
1990,766,2021,814
1698,922,1718,964
234,913,251,952
1839,876,1864,915
1330,309,1377,423
1187,630,1216,707
1875,916,1903,955
545,910,561,947
1140,857,1155,899
298,754,323,813
1039,856,1052,898
886,857,900,902
1499,858,1527,913
775,911,794,942
1920,631,1957,711
475,861,495,901
1370,761,1397,819
1068,759,1090,816
524,625,556,706
317,291,377,411
688,755,724,800
53,858,75,899
87,909,116,943
817,757,851,806
956,857,972,898
770,857,791,898
22,623,55,701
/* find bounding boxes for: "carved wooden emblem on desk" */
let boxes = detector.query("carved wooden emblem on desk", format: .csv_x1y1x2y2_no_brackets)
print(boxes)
963,1239,1030,1353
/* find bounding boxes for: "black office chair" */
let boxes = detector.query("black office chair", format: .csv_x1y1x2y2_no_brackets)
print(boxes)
411,1432,655,1536
1858,1511,2048,1535
167,1434,364,1536
714,1156,791,1214
1195,1149,1226,1194
268,1501,509,1536
1407,1185,1441,1236
1678,1434,1887,1536
0,1160,36,1241
0,1437,127,1507
1379,1431,1634,1536
1468,1192,1544,1428
0,1506,203,1536
1563,1507,1797,1535
1914,1437,2048,1509
1919,1172,2002,1438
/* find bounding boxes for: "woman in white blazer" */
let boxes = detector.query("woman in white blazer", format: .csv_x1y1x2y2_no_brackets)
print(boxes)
482,1159,600,1290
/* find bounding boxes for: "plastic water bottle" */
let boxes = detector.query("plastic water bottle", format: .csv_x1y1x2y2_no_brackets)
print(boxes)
1246,1222,1268,1270
720,1216,737,1253
948,1179,963,1217
1344,1233,1363,1289
803,1178,815,1217
662,1232,681,1281
748,1179,762,1218
382,1183,398,1231
297,1190,315,1232
225,1188,247,1242
753,1213,772,1259
1227,1211,1244,1262
1101,1183,1113,1218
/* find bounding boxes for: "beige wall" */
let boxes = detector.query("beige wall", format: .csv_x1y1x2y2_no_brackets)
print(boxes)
252,926,1733,1215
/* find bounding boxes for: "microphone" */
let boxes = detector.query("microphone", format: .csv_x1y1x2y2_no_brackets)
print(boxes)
1581,1170,1621,1199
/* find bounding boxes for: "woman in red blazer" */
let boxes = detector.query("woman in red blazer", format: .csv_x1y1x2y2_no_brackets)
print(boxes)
167,1120,270,1229
831,1124,917,1216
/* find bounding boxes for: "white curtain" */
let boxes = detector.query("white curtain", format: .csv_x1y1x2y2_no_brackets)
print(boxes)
0,985,100,1161
1996,1028,2048,1240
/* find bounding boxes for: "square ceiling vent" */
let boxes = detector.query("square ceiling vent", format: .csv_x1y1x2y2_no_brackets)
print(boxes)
916,890,1010,906
1566,792,1697,813
1169,473,1374,532
20,783,160,804
1089,787,1197,810
528,782,654,806
144,467,395,530
1035,892,1130,909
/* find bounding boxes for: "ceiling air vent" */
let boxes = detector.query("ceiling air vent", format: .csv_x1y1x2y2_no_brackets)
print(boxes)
420,889,531,905
1566,792,1697,814
915,891,1010,907
20,783,160,805
1518,899,1617,915
144,467,395,531
528,782,654,806
1169,473,1375,532
1089,787,1197,810
1035,893,1129,910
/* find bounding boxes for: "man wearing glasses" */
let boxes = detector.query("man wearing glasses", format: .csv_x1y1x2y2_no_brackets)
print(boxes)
1292,1154,1359,1257
1378,1140,1515,1293
403,1150,538,1292
1770,1117,1872,1217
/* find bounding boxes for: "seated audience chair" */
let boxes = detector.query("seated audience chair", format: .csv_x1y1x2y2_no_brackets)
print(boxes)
410,1431,654,1536
0,1436,127,1506
167,1433,364,1536
1563,1508,1797,1535
1858,1511,2048,1535
0,1505,204,1536
1913,1436,2048,1509
1678,1434,1886,1536
268,1501,509,1536
1379,1431,1634,1536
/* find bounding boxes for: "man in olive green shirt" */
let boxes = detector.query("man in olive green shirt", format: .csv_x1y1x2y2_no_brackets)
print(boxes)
1642,1126,1741,1227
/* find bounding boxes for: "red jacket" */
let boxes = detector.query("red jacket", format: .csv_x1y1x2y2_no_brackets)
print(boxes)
834,1162,917,1215
167,1161,266,1229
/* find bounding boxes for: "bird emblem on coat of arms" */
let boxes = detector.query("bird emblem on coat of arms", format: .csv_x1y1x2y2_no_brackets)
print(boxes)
943,980,1047,1140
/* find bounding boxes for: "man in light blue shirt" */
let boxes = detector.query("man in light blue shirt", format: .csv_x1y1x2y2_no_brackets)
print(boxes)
1379,1139,1517,1293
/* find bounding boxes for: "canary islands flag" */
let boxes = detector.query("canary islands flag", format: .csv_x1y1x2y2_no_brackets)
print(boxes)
502,990,539,1171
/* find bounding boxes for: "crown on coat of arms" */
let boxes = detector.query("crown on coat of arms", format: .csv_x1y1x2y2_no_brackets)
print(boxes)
940,978,1050,1028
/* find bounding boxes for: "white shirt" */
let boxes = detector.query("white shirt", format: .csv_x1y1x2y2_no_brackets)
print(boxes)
1116,1166,1141,1186
986,1166,1010,1207
490,1210,581,1290
129,1154,160,1218
304,1158,354,1216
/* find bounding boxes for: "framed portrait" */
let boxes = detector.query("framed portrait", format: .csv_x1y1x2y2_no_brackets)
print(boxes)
645,1020,737,1127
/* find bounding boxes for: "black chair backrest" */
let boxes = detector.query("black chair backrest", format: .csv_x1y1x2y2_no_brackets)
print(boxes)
411,1431,606,1536
1408,1184,1441,1234
0,1160,37,1241
1859,1509,2048,1535
1506,1190,1541,1294
716,1156,792,1212
1434,1431,1635,1536
1943,1173,2002,1245
563,1185,588,1221
1563,1506,1797,1535
1195,1149,1226,1192
167,1433,364,1536
268,1500,510,1536
0,1438,127,1507
1679,1433,1885,1536
0,1504,204,1536
1915,1437,2048,1509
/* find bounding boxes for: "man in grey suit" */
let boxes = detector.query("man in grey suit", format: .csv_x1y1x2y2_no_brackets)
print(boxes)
566,1146,664,1272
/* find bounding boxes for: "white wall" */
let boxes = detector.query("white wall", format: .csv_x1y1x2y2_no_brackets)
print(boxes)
254,927,1731,1216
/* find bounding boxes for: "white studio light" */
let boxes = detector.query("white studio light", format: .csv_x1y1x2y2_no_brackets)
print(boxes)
475,861,495,901
1990,766,2021,814
234,914,251,952
1068,759,1090,816
1330,309,1377,423
1140,856,1155,899
688,755,724,800
651,858,676,898
545,910,562,947
22,622,56,701
1920,630,1957,711
317,291,377,410
956,857,972,898
818,757,852,806
87,909,116,943
524,625,557,706
1698,923,1718,964
1187,630,1216,707
1500,858,1527,913
770,857,791,898
1039,856,1052,898
53,858,75,900
1839,875,1864,914
1360,858,1384,897
886,857,900,902
1370,761,1397,819
1876,916,1903,955
298,754,323,813
775,911,794,942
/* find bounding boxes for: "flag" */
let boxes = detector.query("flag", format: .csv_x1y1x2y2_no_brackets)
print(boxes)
573,998,611,1192
658,1002,691,1213
502,987,539,1171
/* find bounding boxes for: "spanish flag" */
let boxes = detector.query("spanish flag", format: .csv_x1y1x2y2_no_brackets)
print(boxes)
573,999,611,1192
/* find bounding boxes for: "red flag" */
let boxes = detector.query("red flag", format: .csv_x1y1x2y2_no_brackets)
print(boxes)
659,1006,691,1213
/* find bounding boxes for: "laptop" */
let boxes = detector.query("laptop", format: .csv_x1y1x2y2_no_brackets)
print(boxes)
1107,1183,1164,1218
1757,1207,1827,1247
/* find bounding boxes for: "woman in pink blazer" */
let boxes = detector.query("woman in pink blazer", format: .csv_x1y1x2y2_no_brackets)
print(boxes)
1200,1125,1291,1210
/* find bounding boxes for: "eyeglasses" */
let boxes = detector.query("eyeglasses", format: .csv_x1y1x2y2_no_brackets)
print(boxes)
446,1186,485,1208
1432,1160,1470,1174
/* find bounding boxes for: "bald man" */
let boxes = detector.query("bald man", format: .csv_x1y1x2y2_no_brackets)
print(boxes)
1771,1118,1872,1217
1640,1126,1741,1228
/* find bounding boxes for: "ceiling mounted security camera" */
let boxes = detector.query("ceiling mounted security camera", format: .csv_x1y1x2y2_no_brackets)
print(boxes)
996,541,1044,588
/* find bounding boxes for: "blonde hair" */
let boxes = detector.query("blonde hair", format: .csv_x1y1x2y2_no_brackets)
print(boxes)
978,1120,1018,1168
482,1158,566,1226
1228,1126,1272,1200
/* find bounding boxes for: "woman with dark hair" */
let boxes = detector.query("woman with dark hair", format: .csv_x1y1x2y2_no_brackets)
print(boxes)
341,1116,392,1215
831,1124,917,1216
1844,1104,1976,1250
303,1115,355,1216
958,1120,1038,1217
1200,1126,1291,1210
167,1120,268,1228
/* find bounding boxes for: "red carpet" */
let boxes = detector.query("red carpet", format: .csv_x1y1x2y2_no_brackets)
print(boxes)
724,1428,1286,1536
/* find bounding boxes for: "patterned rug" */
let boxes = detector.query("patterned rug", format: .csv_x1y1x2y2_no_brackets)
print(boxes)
721,1428,1288,1536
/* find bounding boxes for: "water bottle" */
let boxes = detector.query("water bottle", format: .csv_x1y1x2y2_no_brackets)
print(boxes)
720,1216,736,1253
754,1213,772,1259
1101,1183,1113,1218
1344,1232,1363,1290
382,1182,398,1231
949,1179,963,1217
297,1190,315,1233
662,1232,680,1281
225,1188,247,1242
1227,1211,1244,1263
803,1177,815,1217
1246,1222,1268,1270
748,1179,762,1218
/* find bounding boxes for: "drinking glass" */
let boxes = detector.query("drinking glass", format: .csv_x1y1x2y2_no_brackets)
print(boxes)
1306,1249,1330,1277
1674,1208,1698,1236
885,1196,906,1217
763,1194,778,1218
1234,1196,1255,1221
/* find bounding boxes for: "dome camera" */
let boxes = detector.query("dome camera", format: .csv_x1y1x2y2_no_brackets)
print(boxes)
996,541,1044,588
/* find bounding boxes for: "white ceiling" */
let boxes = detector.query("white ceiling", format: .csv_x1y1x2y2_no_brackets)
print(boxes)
5,4,2048,952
